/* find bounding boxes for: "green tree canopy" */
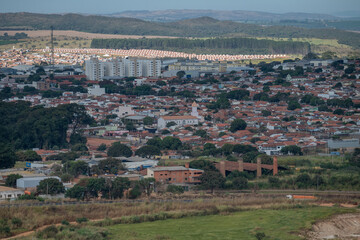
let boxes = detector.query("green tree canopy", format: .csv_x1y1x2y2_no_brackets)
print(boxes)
143,116,154,126
107,142,133,157
229,119,247,133
135,145,161,157
37,178,65,195
200,171,225,193
281,145,302,155
5,174,22,188
16,150,41,162
97,157,125,174
0,144,17,169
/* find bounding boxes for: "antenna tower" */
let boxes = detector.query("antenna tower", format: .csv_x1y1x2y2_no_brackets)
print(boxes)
50,26,54,66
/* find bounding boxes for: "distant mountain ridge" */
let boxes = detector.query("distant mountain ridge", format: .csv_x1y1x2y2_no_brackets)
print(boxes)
0,12,359,50
105,9,341,22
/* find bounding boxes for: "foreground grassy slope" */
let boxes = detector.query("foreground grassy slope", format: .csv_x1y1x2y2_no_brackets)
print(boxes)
106,207,355,240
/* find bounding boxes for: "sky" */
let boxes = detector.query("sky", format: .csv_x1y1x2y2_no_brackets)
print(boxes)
1,0,360,16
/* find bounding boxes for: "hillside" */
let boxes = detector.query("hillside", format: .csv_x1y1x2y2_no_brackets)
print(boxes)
0,12,359,49
90,38,311,55
105,9,340,22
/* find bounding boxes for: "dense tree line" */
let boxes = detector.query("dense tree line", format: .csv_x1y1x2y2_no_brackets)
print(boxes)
0,101,93,150
91,37,311,55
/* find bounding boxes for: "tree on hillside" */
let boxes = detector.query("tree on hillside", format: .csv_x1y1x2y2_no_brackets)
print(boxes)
229,119,247,133
98,157,125,174
350,148,360,167
281,145,302,155
37,178,64,195
107,142,132,157
139,178,156,197
65,160,89,177
0,144,17,169
102,177,130,199
176,71,186,79
5,174,22,188
162,136,182,150
143,116,154,126
189,159,216,171
65,185,86,200
287,101,301,110
97,143,107,151
200,171,225,193
15,150,41,162
135,145,161,157
86,178,105,198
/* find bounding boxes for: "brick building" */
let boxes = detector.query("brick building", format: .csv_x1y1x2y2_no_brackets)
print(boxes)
215,157,278,177
146,164,203,184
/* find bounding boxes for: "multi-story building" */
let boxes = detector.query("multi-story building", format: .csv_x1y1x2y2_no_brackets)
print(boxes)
85,58,104,81
88,85,106,96
146,165,203,184
85,58,161,80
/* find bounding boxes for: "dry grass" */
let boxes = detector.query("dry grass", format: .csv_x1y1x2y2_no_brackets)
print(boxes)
0,196,293,234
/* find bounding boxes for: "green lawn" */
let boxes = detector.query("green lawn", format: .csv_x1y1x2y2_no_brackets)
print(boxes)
106,207,354,240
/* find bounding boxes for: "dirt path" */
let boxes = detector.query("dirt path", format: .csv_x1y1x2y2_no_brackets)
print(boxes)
306,213,360,240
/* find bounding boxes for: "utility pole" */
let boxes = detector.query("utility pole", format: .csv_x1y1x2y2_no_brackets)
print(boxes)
50,26,54,67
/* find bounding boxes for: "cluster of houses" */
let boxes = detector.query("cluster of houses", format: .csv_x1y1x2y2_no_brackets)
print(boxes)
1,48,360,200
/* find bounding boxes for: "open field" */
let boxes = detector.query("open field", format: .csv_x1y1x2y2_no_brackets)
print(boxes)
0,30,178,39
106,207,356,240
0,30,177,50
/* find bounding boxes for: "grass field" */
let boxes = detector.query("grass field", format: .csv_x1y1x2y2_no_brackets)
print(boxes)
106,207,355,240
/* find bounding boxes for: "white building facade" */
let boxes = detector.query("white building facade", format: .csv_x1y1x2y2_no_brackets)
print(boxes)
85,58,161,80
157,116,199,129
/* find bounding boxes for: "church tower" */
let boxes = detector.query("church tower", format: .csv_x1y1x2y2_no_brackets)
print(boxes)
191,101,199,118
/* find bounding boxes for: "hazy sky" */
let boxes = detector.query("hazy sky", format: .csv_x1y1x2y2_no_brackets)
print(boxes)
1,0,360,15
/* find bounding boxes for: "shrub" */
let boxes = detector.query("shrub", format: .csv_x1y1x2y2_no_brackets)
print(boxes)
37,225,58,239
128,185,142,199
255,232,266,240
0,219,11,238
11,218,22,228
61,220,70,225
76,217,88,224
166,185,184,194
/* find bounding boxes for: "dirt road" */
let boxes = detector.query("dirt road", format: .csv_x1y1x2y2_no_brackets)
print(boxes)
307,213,360,239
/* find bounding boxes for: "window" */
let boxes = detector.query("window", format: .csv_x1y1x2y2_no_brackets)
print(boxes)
185,178,188,181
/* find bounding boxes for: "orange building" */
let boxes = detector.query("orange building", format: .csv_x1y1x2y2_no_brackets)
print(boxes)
146,164,203,184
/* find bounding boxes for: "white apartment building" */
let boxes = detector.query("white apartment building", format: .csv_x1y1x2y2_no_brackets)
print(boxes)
88,85,106,96
85,58,104,81
85,58,161,80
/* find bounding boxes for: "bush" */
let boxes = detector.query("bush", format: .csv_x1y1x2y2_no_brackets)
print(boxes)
11,218,22,228
255,232,266,240
76,217,88,224
61,220,70,225
268,176,281,188
128,185,142,199
166,185,184,194
37,225,58,239
18,193,37,200
0,219,11,238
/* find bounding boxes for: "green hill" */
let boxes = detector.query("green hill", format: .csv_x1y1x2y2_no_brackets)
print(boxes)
90,37,311,55
0,12,359,49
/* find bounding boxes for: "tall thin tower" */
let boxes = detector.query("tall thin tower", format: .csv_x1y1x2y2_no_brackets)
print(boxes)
50,26,54,66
